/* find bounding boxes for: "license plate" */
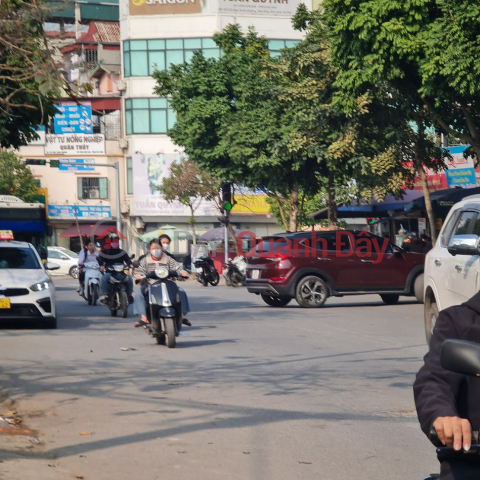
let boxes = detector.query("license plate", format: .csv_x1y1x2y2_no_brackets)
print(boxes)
251,270,260,280
0,298,11,309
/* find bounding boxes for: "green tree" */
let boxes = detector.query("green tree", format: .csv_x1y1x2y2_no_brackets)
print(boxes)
0,151,39,202
158,158,222,244
0,0,59,148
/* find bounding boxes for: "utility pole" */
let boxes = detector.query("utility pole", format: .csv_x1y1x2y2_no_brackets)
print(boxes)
220,182,234,264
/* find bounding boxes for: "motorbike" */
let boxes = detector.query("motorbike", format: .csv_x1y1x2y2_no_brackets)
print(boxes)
423,339,480,479
194,255,219,287
105,264,130,317
223,255,247,287
141,265,184,348
80,262,101,305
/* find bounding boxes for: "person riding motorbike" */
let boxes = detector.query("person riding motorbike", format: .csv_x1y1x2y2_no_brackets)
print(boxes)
133,239,190,328
98,233,134,305
414,290,480,479
77,241,99,293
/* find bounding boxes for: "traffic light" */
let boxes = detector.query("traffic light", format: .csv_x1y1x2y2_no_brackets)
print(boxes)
221,182,233,211
366,217,376,225
25,159,46,166
50,160,59,168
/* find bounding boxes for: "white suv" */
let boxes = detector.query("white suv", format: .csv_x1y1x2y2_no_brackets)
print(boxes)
424,195,480,343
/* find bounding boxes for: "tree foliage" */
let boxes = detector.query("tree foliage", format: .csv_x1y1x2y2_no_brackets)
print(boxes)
0,0,58,148
0,151,39,202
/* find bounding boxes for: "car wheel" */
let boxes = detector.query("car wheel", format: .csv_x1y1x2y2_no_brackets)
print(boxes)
43,317,57,329
413,274,424,303
261,295,291,307
380,294,400,305
69,266,79,279
295,276,328,308
425,300,439,345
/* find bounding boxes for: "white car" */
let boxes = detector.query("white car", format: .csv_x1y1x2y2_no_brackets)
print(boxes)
47,246,79,278
424,194,480,343
0,241,60,328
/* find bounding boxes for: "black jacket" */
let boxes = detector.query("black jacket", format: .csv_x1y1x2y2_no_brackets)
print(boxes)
97,248,132,267
414,292,480,479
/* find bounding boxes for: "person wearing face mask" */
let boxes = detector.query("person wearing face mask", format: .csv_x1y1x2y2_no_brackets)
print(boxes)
133,239,191,328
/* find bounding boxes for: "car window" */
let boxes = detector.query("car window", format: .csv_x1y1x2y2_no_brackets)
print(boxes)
354,234,392,254
441,209,462,247
453,211,476,236
314,233,351,252
256,238,289,255
472,215,480,237
63,250,78,258
48,250,61,259
0,247,41,269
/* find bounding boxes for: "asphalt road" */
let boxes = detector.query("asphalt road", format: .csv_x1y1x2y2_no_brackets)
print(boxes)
0,276,438,480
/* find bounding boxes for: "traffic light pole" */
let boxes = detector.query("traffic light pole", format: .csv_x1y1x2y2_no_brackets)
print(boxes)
224,209,229,265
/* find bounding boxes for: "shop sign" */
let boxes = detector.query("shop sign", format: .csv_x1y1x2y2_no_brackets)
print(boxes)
45,134,105,155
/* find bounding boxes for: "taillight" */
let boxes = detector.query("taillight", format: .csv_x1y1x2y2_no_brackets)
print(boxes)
270,276,285,281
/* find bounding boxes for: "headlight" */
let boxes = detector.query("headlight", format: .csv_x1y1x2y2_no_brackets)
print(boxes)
113,264,124,272
30,281,50,292
155,266,169,279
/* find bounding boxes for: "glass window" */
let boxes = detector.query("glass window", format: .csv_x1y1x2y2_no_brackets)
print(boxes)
269,40,285,50
131,40,147,50
184,38,202,49
124,41,130,52
167,108,176,129
78,178,108,200
125,99,132,109
150,109,167,134
133,98,149,108
202,38,217,48
125,110,132,135
184,50,195,63
203,48,220,59
166,50,184,66
132,109,149,133
472,216,480,237
99,178,108,199
285,40,300,48
166,39,183,49
48,250,61,259
124,52,131,77
148,39,165,49
127,157,133,194
454,211,476,236
0,247,40,269
130,51,148,76
149,50,165,74
150,98,167,108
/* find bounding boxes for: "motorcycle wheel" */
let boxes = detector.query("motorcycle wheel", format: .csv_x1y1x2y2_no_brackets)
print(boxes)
87,287,92,305
200,274,208,287
231,274,242,287
165,318,176,348
110,308,118,317
91,284,99,306
209,271,220,286
120,290,128,318
156,334,166,345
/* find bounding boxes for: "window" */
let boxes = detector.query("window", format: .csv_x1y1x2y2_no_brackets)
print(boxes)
127,157,133,194
78,177,108,199
48,250,62,259
441,208,462,247
124,38,221,77
0,248,40,269
125,98,176,135
453,211,476,236
123,38,300,77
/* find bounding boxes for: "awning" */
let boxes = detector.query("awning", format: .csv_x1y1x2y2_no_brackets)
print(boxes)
90,97,120,111
59,223,114,238
0,221,45,233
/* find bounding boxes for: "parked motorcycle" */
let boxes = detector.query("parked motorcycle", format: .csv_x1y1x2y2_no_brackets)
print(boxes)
140,265,184,348
223,255,247,287
105,264,130,317
423,339,480,479
80,261,101,305
194,255,219,287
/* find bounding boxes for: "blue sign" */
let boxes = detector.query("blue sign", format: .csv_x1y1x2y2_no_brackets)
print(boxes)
446,168,476,188
48,205,111,220
59,158,95,172
54,104,93,134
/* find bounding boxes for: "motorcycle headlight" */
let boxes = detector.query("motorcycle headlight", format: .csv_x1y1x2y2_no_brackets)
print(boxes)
155,266,169,279
30,280,50,292
113,264,124,272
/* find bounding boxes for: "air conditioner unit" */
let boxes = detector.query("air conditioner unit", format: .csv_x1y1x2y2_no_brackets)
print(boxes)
117,80,126,92
118,138,128,149
134,217,145,229
89,189,100,199
121,202,130,214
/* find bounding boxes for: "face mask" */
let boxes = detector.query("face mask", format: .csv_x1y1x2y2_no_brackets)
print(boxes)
162,244,169,251
151,248,162,259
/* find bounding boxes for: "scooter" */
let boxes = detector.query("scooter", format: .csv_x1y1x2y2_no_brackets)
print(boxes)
81,262,101,305
423,339,480,479
223,255,247,287
141,265,184,348
105,264,130,318
194,255,219,287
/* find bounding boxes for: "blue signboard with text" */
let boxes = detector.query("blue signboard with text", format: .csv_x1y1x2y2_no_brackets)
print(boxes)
59,158,95,172
54,103,93,134
48,205,111,220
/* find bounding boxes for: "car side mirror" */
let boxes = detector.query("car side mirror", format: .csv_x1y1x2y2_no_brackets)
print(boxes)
45,261,60,271
392,245,402,258
441,339,480,376
61,255,69,260
447,234,480,256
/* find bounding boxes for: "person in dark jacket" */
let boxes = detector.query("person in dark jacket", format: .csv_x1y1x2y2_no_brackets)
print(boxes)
414,291,480,479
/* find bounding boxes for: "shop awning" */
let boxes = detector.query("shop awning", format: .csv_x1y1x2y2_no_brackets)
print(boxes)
59,223,114,238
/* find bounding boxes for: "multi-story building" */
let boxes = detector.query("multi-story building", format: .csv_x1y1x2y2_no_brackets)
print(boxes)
120,0,310,245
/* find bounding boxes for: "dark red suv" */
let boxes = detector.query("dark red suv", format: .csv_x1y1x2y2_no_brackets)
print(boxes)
245,231,425,308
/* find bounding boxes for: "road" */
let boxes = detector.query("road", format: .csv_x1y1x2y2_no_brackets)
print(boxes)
0,276,437,480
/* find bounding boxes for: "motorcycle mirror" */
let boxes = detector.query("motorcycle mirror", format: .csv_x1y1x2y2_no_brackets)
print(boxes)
441,339,480,377
131,254,136,259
